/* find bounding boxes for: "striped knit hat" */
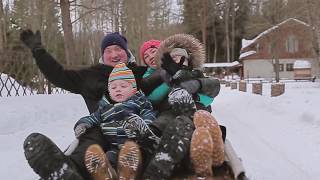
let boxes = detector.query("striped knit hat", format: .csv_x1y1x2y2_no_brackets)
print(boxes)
108,63,137,91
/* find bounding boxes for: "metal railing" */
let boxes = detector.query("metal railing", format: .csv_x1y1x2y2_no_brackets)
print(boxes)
0,51,68,97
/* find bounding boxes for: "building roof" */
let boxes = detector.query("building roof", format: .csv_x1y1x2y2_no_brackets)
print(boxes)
203,61,241,68
241,18,309,51
239,50,256,59
293,60,311,69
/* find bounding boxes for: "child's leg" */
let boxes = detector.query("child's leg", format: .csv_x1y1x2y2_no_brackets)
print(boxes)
117,141,142,180
69,127,111,179
85,144,117,180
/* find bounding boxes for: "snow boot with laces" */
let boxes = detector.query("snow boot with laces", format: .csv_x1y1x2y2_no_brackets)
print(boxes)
117,141,142,180
84,144,117,180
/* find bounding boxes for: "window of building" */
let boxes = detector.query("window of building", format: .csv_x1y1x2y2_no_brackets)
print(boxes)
268,44,272,54
256,43,262,53
279,64,284,72
273,64,284,72
286,63,294,71
286,35,299,53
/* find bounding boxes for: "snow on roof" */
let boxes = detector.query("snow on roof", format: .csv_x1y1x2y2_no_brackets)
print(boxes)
241,39,254,50
241,18,309,50
203,61,240,68
239,50,256,59
293,60,311,69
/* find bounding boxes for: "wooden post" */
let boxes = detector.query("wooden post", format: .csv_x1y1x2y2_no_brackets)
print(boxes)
252,83,262,95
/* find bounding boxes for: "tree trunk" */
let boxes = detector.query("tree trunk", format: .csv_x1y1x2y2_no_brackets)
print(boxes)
231,0,235,62
306,0,320,64
0,0,6,52
60,0,76,65
209,0,218,63
225,0,231,62
200,0,208,49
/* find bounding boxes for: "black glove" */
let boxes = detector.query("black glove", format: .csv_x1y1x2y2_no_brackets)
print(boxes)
20,29,42,50
161,52,185,76
179,79,201,94
159,69,172,85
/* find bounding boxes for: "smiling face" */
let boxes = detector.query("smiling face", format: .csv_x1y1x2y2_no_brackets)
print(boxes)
103,45,128,67
143,47,158,68
108,79,135,102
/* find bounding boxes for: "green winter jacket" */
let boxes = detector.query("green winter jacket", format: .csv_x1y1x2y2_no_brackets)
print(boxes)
143,67,213,107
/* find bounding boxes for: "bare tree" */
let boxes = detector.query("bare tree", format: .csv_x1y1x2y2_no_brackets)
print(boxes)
262,0,286,82
306,0,320,64
0,0,6,51
231,0,235,61
200,0,208,49
210,0,218,62
225,0,231,62
60,0,77,65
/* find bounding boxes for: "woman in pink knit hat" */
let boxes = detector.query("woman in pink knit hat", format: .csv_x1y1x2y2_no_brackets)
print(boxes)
140,40,161,68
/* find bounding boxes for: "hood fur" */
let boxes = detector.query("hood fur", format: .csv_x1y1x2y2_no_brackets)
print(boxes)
155,34,205,69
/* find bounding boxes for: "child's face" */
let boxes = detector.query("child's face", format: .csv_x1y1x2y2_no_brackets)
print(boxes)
171,55,189,66
144,48,158,68
108,80,135,102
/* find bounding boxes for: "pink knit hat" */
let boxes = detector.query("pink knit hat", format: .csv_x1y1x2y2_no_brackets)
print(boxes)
139,40,161,62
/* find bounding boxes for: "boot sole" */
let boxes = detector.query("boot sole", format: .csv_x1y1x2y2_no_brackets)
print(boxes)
118,141,142,180
190,127,214,177
23,133,83,180
193,110,225,167
85,144,117,180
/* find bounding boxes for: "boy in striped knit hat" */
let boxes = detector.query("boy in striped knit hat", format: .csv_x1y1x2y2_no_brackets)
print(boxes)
73,62,159,180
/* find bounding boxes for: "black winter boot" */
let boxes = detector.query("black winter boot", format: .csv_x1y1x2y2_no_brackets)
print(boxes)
23,133,84,180
168,87,197,118
142,115,195,179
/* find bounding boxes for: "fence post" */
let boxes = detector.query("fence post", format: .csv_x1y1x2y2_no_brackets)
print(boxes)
252,83,262,95
48,81,52,94
231,81,237,90
239,81,247,92
271,83,285,97
37,70,45,94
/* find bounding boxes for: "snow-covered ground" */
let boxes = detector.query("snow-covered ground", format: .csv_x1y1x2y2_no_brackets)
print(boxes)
0,81,319,179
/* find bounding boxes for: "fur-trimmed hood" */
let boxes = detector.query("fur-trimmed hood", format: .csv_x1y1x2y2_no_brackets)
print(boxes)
155,34,205,69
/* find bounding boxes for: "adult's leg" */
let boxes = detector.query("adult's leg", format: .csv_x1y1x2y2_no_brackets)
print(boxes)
143,115,195,179
24,133,84,180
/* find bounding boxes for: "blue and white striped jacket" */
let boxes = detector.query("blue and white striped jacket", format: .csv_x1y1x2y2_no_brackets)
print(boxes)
75,91,157,149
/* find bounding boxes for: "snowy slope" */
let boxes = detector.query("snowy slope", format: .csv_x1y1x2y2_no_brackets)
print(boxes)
0,82,319,179
213,82,320,180
0,94,88,179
